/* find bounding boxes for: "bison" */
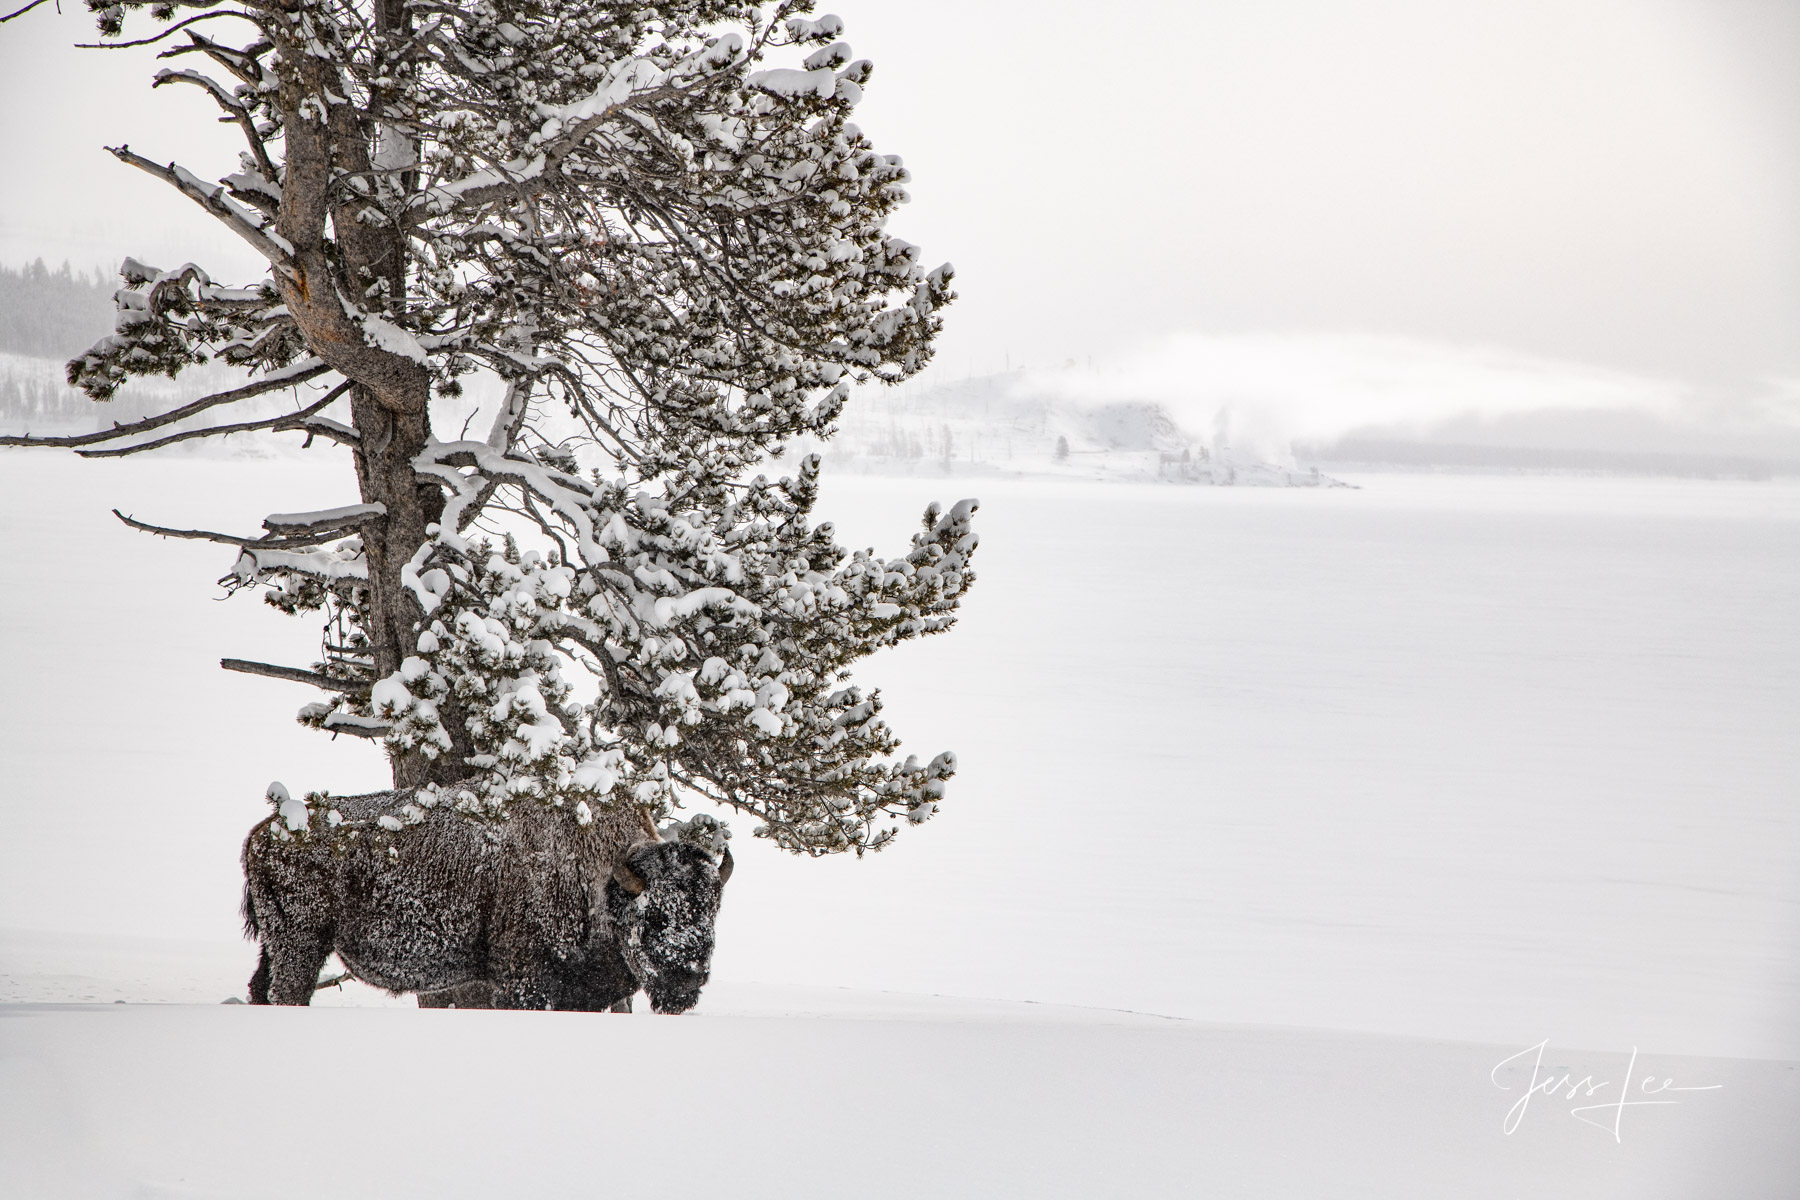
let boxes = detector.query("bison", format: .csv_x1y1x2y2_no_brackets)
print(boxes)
242,784,730,1013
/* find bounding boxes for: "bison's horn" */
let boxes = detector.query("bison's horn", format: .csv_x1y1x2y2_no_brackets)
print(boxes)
613,857,649,896
717,845,734,886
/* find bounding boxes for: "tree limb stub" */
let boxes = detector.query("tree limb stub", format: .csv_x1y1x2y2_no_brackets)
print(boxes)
262,502,387,536
321,712,392,739
299,415,359,446
222,658,371,695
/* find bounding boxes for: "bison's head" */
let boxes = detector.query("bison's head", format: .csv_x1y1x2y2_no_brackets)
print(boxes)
606,839,731,1014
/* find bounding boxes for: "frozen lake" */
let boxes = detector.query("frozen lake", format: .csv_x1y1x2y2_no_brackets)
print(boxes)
1,455,1795,1058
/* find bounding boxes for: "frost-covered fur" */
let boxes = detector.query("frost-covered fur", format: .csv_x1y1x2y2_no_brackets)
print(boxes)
415,950,637,1012
242,790,726,1013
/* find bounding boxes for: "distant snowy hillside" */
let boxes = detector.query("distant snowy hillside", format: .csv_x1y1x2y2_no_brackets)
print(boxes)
993,336,1800,480
790,370,1345,486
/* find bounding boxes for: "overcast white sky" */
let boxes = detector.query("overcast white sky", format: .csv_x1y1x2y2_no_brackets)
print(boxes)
2,0,1796,407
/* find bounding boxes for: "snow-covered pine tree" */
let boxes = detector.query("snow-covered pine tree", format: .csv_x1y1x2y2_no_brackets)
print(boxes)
1,0,974,855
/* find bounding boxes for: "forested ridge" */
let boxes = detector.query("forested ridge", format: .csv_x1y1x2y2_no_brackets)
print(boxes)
1,260,112,425
0,259,178,427
0,259,113,358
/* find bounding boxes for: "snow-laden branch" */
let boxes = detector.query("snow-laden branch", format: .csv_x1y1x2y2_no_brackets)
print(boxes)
233,544,370,585
416,438,608,576
298,415,358,446
411,40,734,217
153,63,280,184
108,146,296,269
222,658,371,695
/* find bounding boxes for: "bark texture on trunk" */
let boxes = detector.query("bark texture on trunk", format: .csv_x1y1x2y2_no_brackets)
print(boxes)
346,389,474,787
269,10,464,788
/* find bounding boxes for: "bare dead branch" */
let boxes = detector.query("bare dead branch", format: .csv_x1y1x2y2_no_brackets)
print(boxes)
0,360,334,449
158,30,274,90
0,0,53,24
113,509,354,549
76,378,353,458
222,658,371,694
76,10,255,49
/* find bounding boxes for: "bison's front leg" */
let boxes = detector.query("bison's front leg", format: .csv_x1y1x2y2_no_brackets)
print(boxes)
258,933,333,1005
248,947,273,1004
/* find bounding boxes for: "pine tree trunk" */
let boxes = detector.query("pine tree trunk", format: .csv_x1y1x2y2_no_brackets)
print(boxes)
346,387,472,787
271,5,468,788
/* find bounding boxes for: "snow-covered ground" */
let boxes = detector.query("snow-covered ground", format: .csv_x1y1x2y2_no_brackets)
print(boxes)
4,992,1794,1200
2,453,1796,1193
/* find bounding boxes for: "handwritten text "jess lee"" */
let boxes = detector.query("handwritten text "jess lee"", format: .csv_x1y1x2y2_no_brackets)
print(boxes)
1490,1041,1721,1141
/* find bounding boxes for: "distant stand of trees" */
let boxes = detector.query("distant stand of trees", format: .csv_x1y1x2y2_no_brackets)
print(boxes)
0,372,79,425
0,259,114,359
0,259,184,430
